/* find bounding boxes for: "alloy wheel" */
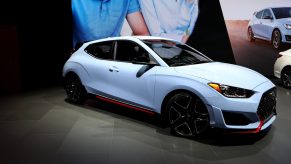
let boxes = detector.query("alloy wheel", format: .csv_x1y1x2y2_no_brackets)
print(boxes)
247,27,255,42
272,30,281,49
167,93,209,137
65,75,87,103
282,69,291,88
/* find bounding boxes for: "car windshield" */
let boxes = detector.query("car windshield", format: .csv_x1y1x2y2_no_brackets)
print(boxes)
142,39,212,67
272,7,291,19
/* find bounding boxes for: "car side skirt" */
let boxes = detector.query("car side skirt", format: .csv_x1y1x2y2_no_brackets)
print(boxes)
87,92,156,116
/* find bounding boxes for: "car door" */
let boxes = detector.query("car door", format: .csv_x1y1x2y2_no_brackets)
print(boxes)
252,10,263,36
260,9,274,40
106,40,158,110
82,41,118,95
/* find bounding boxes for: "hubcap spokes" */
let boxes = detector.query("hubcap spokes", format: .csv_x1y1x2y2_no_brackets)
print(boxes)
273,31,280,48
169,95,209,136
248,28,252,40
66,77,81,101
283,72,291,87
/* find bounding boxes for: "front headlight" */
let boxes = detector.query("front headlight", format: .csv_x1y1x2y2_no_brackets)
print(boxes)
284,24,291,30
208,83,254,98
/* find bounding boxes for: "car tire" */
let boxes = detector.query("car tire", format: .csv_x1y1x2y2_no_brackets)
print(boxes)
281,68,291,89
64,73,87,104
272,29,282,49
165,92,210,137
247,27,255,42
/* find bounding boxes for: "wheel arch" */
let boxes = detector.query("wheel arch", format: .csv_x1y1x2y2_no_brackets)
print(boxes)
64,71,79,80
63,61,91,86
281,65,291,75
160,88,209,120
272,28,282,39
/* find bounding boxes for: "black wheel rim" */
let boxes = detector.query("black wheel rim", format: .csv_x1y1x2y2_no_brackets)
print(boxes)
273,31,281,49
282,70,291,87
168,94,209,137
65,76,83,102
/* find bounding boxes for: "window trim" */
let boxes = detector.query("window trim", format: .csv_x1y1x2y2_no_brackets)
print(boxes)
256,10,264,19
84,41,115,61
113,39,160,65
262,9,272,19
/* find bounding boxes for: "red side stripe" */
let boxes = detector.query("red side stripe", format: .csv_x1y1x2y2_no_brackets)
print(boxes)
95,95,155,115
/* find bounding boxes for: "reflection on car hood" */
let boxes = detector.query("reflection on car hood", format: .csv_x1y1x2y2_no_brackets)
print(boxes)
174,62,269,90
280,49,291,56
277,18,291,24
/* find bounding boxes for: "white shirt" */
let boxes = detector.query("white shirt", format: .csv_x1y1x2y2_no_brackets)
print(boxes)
139,0,199,42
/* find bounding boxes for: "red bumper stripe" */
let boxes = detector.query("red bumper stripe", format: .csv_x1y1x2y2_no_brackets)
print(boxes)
95,95,155,115
234,119,264,134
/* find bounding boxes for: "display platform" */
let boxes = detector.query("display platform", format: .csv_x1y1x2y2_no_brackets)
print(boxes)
0,79,290,164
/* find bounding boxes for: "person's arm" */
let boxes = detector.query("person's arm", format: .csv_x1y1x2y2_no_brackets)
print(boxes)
187,0,199,37
126,11,149,35
138,0,184,41
180,0,199,43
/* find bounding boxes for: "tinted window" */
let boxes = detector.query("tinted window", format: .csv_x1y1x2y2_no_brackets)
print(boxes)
85,41,114,60
272,7,291,19
115,40,155,63
142,40,211,67
256,10,263,19
262,9,272,18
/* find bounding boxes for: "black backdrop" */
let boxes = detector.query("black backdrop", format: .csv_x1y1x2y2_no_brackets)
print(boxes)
0,0,234,93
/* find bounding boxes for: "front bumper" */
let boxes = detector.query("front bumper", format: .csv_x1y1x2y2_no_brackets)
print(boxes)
206,81,277,133
281,28,291,43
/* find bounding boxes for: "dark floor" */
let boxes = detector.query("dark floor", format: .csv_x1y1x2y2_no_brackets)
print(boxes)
0,82,291,164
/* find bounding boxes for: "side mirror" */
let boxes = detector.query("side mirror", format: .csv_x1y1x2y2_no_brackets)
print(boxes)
263,15,273,19
136,63,157,78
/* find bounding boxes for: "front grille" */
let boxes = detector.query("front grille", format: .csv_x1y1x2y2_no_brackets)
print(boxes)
286,35,291,41
222,111,252,125
257,88,277,121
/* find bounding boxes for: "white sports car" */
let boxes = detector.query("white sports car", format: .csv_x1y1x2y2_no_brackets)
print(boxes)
248,7,291,49
274,49,291,88
63,36,277,137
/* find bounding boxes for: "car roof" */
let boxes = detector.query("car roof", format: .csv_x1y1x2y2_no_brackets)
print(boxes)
84,36,178,46
257,6,291,11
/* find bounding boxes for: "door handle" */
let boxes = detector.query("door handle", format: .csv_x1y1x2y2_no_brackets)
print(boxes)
109,66,119,72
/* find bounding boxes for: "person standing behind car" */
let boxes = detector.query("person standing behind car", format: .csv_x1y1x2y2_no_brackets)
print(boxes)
138,0,199,43
72,0,149,47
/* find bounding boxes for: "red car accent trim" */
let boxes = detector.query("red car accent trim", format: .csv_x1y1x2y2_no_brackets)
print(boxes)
95,95,155,115
234,119,264,134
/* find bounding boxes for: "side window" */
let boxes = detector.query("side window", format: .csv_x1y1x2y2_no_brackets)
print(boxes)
85,41,114,60
256,10,263,19
262,9,272,19
115,40,155,64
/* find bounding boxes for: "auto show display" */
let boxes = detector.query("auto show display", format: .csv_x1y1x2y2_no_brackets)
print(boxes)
247,7,291,49
274,49,291,88
63,36,277,137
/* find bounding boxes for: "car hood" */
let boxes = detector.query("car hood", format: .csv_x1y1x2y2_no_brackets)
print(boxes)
174,62,269,90
280,49,291,56
276,18,291,24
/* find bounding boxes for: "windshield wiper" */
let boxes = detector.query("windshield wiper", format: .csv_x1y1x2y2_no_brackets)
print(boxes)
170,62,188,66
193,61,212,64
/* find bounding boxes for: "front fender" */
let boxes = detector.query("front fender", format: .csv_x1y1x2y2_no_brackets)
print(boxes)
153,74,218,113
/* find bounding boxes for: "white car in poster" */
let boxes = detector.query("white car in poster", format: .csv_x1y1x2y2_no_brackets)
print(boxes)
274,49,291,88
248,7,291,49
63,36,277,137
